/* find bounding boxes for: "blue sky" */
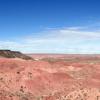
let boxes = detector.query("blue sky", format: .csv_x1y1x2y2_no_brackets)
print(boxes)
0,0,100,53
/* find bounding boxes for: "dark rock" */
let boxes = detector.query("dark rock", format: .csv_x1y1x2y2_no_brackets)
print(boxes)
0,50,33,60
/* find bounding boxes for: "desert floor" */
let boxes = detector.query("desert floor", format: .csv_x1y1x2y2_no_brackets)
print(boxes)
0,54,100,100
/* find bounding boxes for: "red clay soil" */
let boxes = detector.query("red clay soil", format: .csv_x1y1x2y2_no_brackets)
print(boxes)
0,56,100,100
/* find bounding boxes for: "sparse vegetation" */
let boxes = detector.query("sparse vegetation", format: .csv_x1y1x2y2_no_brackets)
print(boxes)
0,54,100,100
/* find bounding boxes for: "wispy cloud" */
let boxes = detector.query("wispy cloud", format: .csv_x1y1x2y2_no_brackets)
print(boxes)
0,26,100,53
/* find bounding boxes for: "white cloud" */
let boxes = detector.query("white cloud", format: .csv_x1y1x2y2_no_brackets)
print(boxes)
0,26,100,53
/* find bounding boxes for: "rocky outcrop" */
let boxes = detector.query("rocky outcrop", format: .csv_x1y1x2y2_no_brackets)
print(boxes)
0,50,33,60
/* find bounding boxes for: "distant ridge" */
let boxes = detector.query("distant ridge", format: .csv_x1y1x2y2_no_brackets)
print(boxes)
0,50,33,60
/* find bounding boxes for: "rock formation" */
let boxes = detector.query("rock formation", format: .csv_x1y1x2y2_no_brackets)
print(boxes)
0,50,33,60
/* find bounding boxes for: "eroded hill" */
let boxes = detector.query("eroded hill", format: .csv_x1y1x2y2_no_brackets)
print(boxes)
0,50,33,60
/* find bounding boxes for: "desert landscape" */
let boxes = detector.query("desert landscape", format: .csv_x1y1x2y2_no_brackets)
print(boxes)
0,50,100,100
0,0,100,100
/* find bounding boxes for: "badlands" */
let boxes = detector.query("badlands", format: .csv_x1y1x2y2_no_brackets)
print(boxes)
0,51,100,100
